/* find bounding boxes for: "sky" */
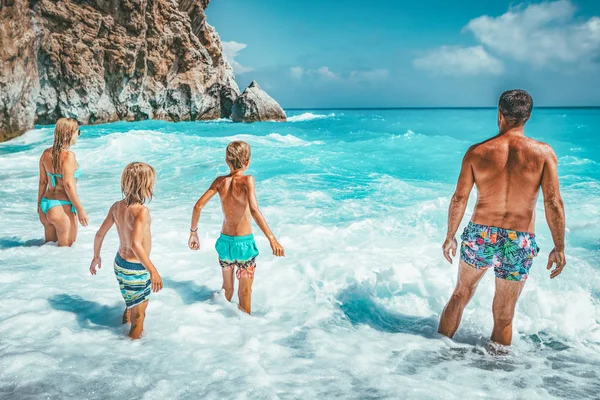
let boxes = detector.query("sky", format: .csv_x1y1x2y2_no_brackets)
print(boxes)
206,0,600,108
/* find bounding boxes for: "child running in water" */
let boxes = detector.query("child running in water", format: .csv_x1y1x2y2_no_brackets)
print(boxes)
188,141,284,314
89,162,163,339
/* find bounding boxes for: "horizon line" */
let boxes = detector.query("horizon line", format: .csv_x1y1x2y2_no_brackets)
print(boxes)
283,106,600,110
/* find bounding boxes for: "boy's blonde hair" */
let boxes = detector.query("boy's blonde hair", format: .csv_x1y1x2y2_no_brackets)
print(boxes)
52,118,79,172
226,141,251,170
121,162,156,206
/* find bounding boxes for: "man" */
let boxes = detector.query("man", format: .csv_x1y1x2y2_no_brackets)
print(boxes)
439,89,566,347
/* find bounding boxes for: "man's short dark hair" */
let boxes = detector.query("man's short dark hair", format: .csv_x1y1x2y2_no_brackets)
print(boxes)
498,89,533,125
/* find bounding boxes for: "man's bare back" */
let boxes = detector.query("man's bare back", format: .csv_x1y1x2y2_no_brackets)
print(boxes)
110,200,152,262
468,132,553,233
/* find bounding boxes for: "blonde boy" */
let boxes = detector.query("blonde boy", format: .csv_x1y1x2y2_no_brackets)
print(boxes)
188,141,284,314
90,162,163,339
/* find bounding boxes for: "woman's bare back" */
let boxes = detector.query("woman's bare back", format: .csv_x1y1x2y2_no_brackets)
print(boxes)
40,148,74,201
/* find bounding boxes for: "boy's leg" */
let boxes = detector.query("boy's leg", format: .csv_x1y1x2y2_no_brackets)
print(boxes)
122,307,130,324
221,264,235,301
128,300,148,339
238,274,254,314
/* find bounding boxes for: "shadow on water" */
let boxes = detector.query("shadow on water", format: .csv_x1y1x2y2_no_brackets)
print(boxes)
48,294,123,330
0,237,45,249
336,283,438,337
163,278,214,304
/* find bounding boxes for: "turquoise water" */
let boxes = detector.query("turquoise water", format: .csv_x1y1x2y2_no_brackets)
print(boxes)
0,109,598,399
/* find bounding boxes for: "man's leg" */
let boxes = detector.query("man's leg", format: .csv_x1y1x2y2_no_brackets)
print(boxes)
438,260,487,338
128,300,148,339
221,265,235,301
490,278,525,346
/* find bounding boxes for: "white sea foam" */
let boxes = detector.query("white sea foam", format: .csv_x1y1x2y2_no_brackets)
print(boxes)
560,155,595,166
287,112,335,122
0,113,599,399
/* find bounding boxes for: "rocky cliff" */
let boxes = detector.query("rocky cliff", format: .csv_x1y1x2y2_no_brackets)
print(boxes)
0,0,250,140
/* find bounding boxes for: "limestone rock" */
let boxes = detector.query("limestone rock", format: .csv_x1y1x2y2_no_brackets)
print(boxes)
0,0,240,140
231,81,286,123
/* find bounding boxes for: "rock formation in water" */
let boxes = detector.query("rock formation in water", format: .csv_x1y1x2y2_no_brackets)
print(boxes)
231,81,286,123
0,0,283,141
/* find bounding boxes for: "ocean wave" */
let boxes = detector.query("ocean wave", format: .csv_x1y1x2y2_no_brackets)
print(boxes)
287,112,335,122
560,156,596,166
225,133,324,147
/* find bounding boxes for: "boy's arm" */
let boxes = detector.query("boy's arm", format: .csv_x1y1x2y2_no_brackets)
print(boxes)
541,146,566,279
131,207,163,292
38,155,48,212
188,178,219,250
247,176,284,257
62,151,88,227
90,204,115,275
443,148,475,264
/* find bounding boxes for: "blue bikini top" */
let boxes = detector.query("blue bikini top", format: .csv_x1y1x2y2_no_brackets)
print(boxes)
47,168,81,187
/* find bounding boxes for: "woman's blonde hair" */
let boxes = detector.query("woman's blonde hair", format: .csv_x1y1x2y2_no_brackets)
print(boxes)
121,162,156,206
52,118,79,172
226,141,251,170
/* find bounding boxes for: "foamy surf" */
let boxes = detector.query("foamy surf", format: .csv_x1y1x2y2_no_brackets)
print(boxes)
287,112,335,122
0,108,599,399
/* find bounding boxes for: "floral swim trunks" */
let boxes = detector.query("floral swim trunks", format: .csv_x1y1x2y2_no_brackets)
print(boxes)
215,233,259,279
460,221,540,281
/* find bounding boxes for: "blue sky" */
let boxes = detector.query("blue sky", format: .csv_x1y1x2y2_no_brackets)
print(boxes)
207,0,600,108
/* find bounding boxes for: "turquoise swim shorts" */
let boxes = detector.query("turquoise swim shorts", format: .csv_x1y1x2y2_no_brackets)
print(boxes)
215,233,259,279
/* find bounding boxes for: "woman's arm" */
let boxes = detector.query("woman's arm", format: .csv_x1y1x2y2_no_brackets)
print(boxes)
90,204,116,275
247,176,284,257
61,151,88,226
188,178,219,250
131,207,163,292
38,154,48,211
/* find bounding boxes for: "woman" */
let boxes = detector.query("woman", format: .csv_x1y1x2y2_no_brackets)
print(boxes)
38,118,88,246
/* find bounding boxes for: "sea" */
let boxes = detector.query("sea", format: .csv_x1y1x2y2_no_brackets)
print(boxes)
0,108,598,399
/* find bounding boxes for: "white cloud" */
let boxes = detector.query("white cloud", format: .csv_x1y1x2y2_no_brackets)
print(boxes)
315,66,340,80
221,41,254,74
349,69,390,82
290,66,389,82
413,46,504,75
290,66,304,79
464,0,600,66
289,66,340,80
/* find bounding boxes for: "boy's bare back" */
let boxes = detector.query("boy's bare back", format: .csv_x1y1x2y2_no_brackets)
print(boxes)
110,200,152,262
214,174,255,236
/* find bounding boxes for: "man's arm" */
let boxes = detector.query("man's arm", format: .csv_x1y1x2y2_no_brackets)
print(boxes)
90,204,116,275
443,148,475,264
540,147,566,278
131,207,163,292
247,176,284,257
188,178,219,250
